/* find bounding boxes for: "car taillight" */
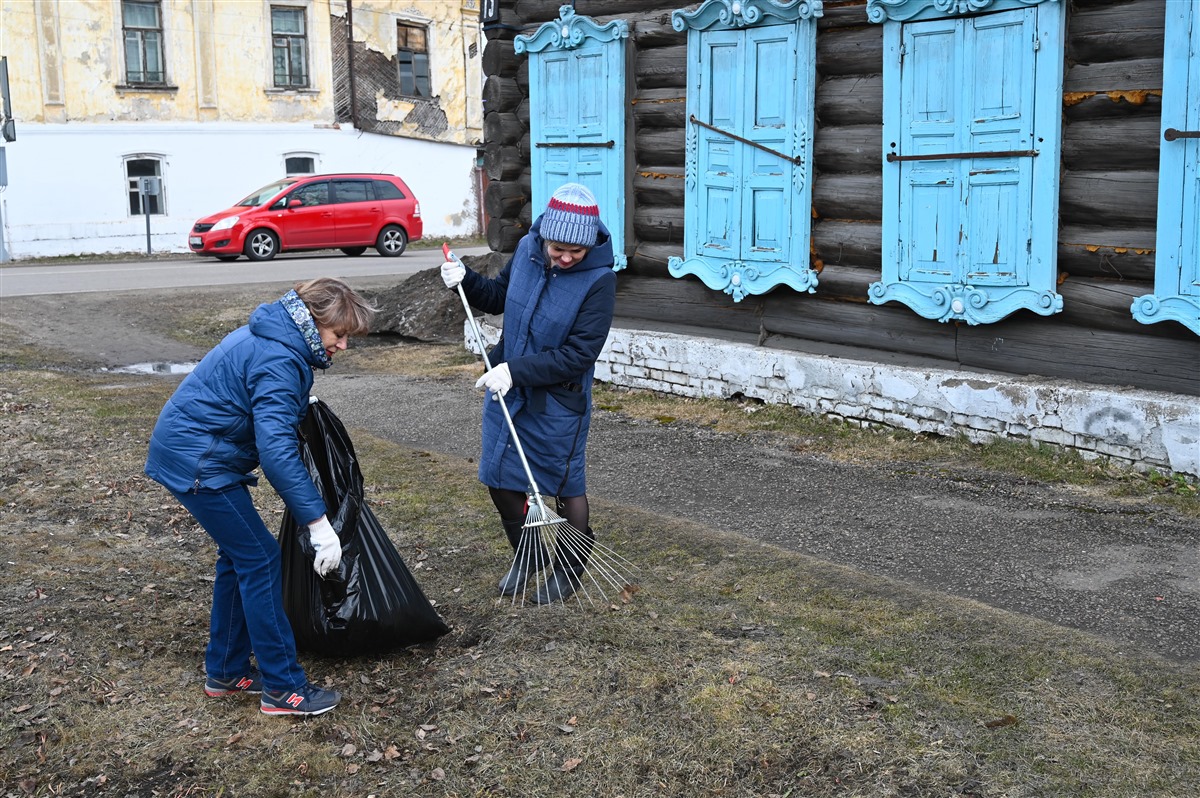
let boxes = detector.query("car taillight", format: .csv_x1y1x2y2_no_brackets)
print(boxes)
413,203,421,217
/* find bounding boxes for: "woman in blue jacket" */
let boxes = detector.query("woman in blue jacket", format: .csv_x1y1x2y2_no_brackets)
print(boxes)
441,183,617,604
145,277,374,716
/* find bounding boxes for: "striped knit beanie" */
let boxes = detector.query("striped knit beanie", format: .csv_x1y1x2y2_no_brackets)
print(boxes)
540,183,600,248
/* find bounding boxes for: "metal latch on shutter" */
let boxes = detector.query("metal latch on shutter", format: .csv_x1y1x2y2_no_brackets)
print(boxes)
535,140,615,148
1164,128,1200,141
689,115,803,165
886,149,1039,163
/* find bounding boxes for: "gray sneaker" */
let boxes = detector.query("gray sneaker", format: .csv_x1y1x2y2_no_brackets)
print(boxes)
260,684,340,716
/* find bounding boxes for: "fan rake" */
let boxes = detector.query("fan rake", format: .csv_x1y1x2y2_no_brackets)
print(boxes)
444,244,638,606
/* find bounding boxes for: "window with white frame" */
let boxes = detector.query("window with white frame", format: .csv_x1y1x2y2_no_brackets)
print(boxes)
396,21,432,97
126,157,164,215
271,6,309,88
122,0,165,85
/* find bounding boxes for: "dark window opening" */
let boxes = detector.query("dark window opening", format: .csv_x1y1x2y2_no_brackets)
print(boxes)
272,6,309,88
127,158,164,215
122,1,165,84
396,22,432,97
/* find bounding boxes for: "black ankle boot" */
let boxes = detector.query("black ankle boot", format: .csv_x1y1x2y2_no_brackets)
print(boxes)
533,527,593,604
497,520,546,597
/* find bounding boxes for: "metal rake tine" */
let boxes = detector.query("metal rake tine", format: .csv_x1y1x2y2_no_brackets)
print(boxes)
552,522,637,589
507,526,536,609
549,524,636,604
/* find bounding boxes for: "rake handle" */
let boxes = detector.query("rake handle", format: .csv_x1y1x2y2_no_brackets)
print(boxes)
445,244,551,517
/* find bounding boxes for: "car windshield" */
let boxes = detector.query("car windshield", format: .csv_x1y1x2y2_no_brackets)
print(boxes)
235,180,297,207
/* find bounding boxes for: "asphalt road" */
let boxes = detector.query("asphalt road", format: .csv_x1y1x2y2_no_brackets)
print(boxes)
0,245,489,297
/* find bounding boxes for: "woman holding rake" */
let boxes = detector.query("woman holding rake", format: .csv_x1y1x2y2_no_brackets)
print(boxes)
441,183,617,604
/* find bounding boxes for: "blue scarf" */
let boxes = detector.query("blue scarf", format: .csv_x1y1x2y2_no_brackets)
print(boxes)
279,290,332,369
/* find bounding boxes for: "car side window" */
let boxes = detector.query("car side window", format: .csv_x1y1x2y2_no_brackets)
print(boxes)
332,180,371,203
290,181,329,207
373,179,405,200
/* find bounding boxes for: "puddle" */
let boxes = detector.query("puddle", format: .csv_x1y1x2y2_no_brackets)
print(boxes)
108,362,198,375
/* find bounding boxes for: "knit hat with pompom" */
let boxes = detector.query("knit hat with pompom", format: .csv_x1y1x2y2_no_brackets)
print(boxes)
540,183,600,248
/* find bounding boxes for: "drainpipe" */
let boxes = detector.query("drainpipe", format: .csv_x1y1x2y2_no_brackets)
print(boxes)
346,0,359,129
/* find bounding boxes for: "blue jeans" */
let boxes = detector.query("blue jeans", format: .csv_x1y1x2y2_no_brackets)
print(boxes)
171,484,307,692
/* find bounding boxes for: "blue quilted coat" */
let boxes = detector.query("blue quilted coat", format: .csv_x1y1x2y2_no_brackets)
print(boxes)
459,214,618,497
144,300,327,524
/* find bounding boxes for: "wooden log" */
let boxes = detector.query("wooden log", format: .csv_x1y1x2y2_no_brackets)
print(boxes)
482,8,525,42
487,215,526,252
1062,115,1160,171
614,276,764,338
1058,276,1188,339
484,112,524,146
1064,57,1162,93
484,141,527,181
762,293,961,361
626,242,682,277
1063,91,1161,122
816,24,882,77
482,39,519,77
636,45,687,90
633,204,686,244
1057,224,1156,283
957,320,1198,396
815,124,882,174
633,17,686,48
515,97,529,126
515,0,669,20
810,264,876,302
1060,170,1158,228
482,75,522,114
818,2,871,30
812,219,882,269
485,181,529,219
1067,0,1164,64
518,131,530,160
816,74,883,127
633,88,687,129
813,173,883,221
636,127,686,167
633,167,684,206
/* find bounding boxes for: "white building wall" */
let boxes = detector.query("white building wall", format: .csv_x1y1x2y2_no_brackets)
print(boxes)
0,122,478,258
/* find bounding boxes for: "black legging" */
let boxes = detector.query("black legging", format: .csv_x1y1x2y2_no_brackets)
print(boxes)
488,486,589,533
489,487,593,571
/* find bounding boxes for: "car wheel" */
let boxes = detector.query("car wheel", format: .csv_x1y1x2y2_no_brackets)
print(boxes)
340,247,367,257
215,255,239,262
375,225,408,257
244,230,279,261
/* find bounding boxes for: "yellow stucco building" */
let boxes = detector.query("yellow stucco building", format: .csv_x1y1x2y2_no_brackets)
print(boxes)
0,0,484,257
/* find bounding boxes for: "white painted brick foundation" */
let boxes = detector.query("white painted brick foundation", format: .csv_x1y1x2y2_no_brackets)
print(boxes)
466,321,1200,478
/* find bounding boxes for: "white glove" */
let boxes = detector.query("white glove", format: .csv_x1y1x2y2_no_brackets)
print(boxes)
440,260,465,288
307,516,341,577
475,363,513,400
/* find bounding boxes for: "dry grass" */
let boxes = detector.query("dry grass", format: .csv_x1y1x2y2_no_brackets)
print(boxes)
2,352,1199,797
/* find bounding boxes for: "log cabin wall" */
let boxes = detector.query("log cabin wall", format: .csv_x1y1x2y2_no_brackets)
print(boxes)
481,0,1198,401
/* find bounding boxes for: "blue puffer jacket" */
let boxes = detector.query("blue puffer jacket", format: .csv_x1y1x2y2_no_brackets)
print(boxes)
144,299,327,524
459,213,617,497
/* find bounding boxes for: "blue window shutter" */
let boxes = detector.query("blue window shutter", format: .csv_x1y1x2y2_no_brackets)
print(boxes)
669,0,821,302
869,0,1064,324
1134,0,1200,334
517,9,630,271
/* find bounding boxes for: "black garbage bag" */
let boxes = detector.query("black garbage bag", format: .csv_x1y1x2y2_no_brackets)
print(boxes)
281,398,450,656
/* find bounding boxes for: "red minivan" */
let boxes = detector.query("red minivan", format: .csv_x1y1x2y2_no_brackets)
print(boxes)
188,173,423,261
